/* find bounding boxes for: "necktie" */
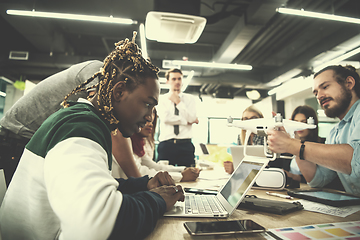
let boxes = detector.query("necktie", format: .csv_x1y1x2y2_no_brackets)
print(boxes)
174,103,179,135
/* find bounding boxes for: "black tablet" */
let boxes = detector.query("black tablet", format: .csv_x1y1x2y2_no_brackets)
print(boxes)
287,189,360,207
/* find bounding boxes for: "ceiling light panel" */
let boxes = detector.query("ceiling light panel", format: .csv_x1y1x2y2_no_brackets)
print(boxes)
7,9,137,24
277,8,360,24
163,60,252,70
145,11,206,44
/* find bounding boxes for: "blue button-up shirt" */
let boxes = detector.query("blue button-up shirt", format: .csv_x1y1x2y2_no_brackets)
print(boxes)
309,99,360,194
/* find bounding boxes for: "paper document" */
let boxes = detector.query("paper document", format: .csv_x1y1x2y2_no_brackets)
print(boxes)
297,199,360,217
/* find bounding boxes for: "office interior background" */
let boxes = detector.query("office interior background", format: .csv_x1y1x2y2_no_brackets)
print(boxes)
1,0,359,155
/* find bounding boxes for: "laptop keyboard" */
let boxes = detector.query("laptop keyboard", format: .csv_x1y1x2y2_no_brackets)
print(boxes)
185,195,225,214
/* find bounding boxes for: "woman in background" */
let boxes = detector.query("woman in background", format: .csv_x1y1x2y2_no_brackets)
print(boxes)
239,105,265,145
113,109,200,182
285,105,344,191
285,105,325,183
224,105,264,174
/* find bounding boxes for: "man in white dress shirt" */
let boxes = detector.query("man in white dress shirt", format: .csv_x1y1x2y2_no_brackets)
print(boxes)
156,69,198,167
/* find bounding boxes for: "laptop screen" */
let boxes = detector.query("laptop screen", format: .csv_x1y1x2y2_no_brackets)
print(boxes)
219,160,263,207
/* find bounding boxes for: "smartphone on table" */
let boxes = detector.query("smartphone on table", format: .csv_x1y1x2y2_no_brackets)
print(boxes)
184,219,266,236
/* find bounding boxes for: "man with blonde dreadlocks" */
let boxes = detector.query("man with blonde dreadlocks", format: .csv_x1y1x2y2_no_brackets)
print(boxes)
0,33,185,240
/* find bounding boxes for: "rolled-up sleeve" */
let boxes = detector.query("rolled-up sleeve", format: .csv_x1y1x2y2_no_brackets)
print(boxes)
309,165,337,188
310,101,360,194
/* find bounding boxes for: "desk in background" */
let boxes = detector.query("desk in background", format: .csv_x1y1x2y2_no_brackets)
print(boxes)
145,166,360,240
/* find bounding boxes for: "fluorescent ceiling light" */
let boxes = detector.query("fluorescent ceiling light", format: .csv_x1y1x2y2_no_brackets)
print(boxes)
181,70,194,92
6,9,137,24
312,34,360,65
159,71,195,91
162,60,180,69
277,7,360,24
338,61,360,69
160,83,170,90
159,77,167,84
313,46,360,72
268,47,360,97
266,68,302,87
267,87,278,96
268,76,308,96
164,60,252,70
268,76,312,100
139,23,148,60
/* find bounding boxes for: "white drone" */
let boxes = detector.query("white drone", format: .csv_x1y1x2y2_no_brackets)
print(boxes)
227,113,317,160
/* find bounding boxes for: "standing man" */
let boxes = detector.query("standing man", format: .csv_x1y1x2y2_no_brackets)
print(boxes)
156,69,198,167
267,65,360,195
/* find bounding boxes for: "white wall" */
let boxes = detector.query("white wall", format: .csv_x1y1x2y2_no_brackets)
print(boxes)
282,88,314,119
196,95,253,118
1,80,37,119
188,94,276,147
191,95,253,145
253,96,273,118
24,80,36,95
3,85,24,113
195,94,274,119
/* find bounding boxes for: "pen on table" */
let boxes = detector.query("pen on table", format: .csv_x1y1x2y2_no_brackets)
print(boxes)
266,192,294,200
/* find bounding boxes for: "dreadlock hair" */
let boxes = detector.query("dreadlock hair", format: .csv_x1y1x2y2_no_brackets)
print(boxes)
61,32,159,126
314,65,360,98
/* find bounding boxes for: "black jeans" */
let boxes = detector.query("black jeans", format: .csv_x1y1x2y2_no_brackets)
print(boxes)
0,130,29,186
157,139,195,167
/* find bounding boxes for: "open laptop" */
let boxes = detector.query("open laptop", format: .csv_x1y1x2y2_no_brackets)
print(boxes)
199,143,209,155
164,155,269,218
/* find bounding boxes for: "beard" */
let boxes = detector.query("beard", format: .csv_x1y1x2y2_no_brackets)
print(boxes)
323,86,352,118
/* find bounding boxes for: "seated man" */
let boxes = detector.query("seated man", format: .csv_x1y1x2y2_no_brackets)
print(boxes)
267,65,360,195
0,34,184,240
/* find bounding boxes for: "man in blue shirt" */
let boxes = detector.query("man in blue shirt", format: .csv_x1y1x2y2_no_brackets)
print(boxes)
267,65,360,195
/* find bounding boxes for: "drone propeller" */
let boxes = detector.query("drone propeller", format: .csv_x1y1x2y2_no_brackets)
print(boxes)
227,115,316,134
227,113,317,161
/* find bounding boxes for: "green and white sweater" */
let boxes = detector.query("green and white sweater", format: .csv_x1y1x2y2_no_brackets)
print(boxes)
0,101,166,240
